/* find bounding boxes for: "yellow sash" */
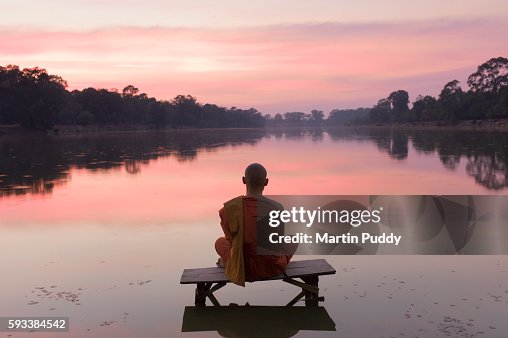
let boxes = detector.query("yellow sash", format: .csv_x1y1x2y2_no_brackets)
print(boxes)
223,196,245,286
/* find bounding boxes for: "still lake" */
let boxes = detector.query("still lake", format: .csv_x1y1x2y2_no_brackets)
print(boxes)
1,128,507,337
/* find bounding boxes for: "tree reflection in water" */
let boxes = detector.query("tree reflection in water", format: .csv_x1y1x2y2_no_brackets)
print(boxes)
1,128,507,197
466,154,508,190
0,130,265,197
328,128,508,190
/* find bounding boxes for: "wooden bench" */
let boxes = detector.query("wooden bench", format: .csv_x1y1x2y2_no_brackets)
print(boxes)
180,259,336,307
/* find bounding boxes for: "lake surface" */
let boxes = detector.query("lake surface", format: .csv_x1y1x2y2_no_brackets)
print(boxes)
1,128,507,337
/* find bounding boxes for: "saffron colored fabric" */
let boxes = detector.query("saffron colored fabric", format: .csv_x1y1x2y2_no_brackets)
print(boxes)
215,196,291,285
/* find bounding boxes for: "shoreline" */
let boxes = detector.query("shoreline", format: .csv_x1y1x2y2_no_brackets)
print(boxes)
2,118,508,136
0,124,268,137
370,118,508,132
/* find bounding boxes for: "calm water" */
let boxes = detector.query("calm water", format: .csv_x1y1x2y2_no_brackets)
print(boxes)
1,128,507,337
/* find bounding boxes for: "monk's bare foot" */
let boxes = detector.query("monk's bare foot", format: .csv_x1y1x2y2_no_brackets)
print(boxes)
216,257,225,268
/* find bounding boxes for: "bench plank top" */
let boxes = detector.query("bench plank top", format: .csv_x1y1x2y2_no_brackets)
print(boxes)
180,259,335,284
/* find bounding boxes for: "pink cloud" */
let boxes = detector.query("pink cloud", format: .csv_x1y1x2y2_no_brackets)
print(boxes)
1,19,507,113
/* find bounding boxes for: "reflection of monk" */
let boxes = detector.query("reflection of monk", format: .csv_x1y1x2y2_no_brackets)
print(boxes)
215,163,292,286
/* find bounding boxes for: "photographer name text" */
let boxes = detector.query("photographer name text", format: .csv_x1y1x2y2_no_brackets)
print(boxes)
269,232,402,246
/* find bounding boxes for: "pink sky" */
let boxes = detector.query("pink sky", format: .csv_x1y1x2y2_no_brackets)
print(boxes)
1,1,508,114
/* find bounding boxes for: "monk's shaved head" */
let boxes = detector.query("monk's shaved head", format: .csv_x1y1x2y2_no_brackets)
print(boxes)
244,163,267,188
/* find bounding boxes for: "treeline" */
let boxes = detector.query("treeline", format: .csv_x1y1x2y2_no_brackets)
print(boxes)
267,57,508,126
368,57,508,124
0,66,264,131
264,108,371,127
1,57,507,131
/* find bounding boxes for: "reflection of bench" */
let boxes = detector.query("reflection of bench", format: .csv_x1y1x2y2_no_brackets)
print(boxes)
182,305,336,333
180,259,336,307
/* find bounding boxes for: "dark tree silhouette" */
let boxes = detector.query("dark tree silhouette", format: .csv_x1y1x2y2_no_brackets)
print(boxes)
412,95,437,121
387,90,410,122
0,65,67,130
360,57,507,124
369,98,392,123
122,85,140,97
308,110,324,126
282,112,307,126
467,57,508,94
326,108,370,125
3,57,508,131
438,80,464,121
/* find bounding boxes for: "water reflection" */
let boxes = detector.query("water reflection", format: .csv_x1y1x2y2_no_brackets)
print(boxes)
181,306,336,337
0,130,266,197
328,128,508,190
413,130,508,190
408,129,508,186
1,128,508,197
466,154,508,190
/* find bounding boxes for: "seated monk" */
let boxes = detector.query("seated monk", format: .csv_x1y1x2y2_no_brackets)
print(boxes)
215,163,293,286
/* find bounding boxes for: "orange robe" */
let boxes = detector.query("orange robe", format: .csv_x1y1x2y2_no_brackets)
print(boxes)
215,196,291,285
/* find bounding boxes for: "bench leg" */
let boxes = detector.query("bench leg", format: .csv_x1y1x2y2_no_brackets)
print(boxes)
195,283,209,306
194,282,227,307
302,276,319,307
286,290,306,306
283,276,323,306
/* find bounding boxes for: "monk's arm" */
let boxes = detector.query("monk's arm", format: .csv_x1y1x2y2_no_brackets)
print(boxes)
219,207,232,240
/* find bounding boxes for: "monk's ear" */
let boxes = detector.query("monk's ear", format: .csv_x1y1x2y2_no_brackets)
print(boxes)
242,176,246,185
264,178,269,186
